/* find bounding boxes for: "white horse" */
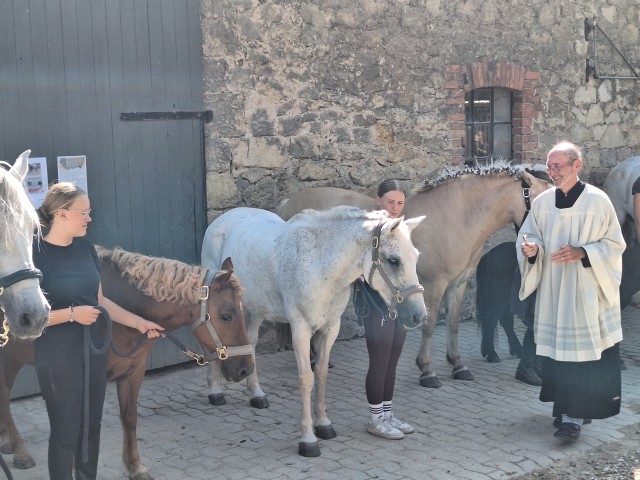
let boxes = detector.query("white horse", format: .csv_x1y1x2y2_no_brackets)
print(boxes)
0,150,49,339
201,206,426,457
603,156,640,233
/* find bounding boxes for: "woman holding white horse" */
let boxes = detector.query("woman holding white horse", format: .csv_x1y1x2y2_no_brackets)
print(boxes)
34,183,163,480
355,179,414,440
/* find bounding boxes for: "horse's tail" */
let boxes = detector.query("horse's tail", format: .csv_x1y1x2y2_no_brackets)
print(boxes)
275,322,293,351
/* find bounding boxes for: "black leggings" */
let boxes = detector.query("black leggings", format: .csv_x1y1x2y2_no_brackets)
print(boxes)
35,323,107,480
359,283,407,404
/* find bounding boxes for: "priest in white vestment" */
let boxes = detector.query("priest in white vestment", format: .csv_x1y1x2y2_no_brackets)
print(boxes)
517,141,626,442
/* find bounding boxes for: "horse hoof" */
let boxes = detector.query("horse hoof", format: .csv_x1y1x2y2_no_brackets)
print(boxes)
250,396,269,409
0,444,11,455
419,374,442,388
298,441,321,457
314,425,337,440
208,393,226,406
13,455,36,469
486,353,501,363
452,367,474,381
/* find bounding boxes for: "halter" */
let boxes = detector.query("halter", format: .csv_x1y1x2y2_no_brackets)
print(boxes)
0,269,43,348
367,222,425,326
187,269,253,365
0,268,43,296
514,175,533,234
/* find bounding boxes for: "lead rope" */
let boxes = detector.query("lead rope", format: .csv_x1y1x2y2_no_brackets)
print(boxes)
81,305,112,463
0,454,12,480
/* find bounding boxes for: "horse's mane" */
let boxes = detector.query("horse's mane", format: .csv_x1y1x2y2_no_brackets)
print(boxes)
293,205,389,223
96,246,243,305
0,165,40,249
415,160,548,193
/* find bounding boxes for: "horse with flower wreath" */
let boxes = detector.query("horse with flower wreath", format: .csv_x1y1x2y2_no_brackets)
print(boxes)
278,161,551,387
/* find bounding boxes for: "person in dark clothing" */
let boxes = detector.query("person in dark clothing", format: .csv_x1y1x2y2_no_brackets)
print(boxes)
34,182,164,480
356,179,415,440
633,176,640,245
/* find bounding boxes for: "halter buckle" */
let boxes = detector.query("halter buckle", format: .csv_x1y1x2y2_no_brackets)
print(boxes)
200,285,209,301
394,291,404,304
0,319,9,347
522,187,530,199
371,237,379,249
217,346,229,360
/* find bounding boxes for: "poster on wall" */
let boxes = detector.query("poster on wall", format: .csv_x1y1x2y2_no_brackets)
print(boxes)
57,155,88,193
25,157,49,208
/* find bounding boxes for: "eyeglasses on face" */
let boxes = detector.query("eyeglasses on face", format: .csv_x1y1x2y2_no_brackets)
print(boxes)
545,161,575,173
66,208,92,218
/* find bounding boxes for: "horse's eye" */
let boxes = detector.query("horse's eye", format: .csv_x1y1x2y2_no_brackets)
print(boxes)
386,258,400,267
219,313,233,322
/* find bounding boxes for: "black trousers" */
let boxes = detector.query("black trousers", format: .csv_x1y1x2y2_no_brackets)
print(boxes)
358,281,407,405
35,322,107,480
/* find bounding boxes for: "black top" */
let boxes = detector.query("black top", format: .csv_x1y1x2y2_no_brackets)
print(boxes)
632,177,640,195
528,181,590,267
555,180,586,208
32,237,100,310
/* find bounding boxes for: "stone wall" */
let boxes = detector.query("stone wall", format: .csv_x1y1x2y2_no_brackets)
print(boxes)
201,0,640,218
200,0,640,344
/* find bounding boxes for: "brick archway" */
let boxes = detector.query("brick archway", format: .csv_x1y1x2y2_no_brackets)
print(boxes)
445,61,542,164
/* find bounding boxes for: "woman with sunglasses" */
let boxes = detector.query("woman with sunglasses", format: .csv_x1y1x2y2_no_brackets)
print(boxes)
34,182,164,480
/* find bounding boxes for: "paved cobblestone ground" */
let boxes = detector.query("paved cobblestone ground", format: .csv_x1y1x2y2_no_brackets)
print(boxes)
7,306,640,480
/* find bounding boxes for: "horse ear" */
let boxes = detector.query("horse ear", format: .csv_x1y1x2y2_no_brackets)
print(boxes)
521,169,537,187
10,150,31,182
388,217,404,232
403,216,426,233
213,269,234,290
221,257,234,272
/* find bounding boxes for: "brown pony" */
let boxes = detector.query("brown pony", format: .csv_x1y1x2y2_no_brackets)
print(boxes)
0,247,254,480
276,163,551,387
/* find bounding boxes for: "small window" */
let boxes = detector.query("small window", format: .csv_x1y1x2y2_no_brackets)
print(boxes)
465,88,512,164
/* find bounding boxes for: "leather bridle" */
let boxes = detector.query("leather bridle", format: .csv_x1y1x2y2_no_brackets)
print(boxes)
514,176,533,234
187,269,253,365
367,222,425,326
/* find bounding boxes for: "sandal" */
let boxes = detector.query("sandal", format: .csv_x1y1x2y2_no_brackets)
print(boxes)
553,422,580,441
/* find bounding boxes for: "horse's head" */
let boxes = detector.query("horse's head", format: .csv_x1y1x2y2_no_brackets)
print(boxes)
516,168,553,227
366,215,428,330
193,257,254,383
0,150,49,339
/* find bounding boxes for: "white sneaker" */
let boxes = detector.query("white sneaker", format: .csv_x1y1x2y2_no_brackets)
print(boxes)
367,417,404,440
386,413,415,434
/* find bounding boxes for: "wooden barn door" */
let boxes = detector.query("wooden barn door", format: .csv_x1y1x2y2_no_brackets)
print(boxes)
0,0,207,397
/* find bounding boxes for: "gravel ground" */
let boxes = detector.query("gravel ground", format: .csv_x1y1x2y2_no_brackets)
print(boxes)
514,422,640,480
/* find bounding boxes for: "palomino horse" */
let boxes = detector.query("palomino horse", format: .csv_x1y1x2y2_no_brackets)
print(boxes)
201,206,426,456
275,163,551,387
0,150,49,339
0,247,254,480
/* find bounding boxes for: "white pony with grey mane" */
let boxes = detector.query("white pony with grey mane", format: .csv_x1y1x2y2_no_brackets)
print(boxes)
603,156,640,233
0,150,49,338
201,206,426,457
